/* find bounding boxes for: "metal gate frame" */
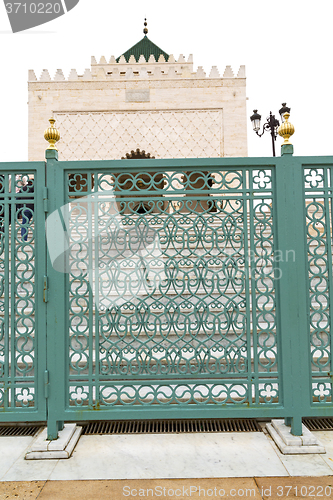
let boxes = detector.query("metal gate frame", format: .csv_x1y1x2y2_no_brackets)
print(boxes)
2,148,333,441
43,146,324,440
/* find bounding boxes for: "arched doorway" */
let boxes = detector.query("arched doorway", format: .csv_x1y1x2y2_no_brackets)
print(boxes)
121,149,155,160
115,149,165,214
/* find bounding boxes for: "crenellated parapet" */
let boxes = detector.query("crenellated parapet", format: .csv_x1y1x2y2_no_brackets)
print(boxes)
91,53,194,78
28,57,246,81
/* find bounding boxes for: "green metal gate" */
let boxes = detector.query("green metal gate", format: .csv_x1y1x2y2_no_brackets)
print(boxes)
0,162,47,423
1,148,333,440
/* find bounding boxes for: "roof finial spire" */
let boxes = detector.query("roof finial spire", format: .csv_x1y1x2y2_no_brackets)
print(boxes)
143,18,148,36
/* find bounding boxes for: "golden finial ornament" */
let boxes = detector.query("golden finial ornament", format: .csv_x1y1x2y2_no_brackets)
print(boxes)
143,18,148,35
44,117,60,150
278,112,295,145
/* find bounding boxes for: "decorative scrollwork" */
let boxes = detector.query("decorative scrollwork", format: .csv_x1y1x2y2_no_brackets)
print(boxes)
67,167,277,408
0,171,36,410
95,383,248,406
253,201,277,372
304,167,333,404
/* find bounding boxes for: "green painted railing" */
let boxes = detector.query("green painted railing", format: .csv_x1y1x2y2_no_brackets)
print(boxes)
1,145,333,439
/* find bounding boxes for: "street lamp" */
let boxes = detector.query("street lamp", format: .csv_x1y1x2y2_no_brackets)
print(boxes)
250,103,291,156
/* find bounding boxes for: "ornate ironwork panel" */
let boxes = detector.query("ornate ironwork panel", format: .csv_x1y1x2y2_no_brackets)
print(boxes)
64,166,279,410
0,166,46,420
304,166,333,404
2,154,333,432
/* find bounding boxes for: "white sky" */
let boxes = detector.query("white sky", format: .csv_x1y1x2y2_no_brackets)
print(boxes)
0,0,332,162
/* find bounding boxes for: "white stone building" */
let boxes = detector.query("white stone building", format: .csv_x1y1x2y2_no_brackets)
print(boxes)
28,23,247,160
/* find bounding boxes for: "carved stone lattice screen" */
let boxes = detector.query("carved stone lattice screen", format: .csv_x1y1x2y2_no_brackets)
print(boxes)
54,110,223,160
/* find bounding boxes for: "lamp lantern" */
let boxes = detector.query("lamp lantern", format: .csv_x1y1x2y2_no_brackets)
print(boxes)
250,110,261,132
279,103,291,123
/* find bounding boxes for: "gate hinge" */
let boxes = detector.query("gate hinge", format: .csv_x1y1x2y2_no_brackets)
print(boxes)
44,370,49,399
43,275,48,303
43,187,48,213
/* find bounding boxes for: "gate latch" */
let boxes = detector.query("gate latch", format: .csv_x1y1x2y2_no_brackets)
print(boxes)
43,276,48,303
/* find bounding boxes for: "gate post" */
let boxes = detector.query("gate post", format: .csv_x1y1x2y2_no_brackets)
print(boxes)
45,148,66,440
274,144,310,435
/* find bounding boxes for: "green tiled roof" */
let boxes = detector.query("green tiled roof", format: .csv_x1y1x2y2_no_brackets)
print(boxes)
116,36,169,63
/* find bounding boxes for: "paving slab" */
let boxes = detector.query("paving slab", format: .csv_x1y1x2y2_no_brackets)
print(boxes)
255,476,333,500
37,478,261,500
0,437,34,480
1,442,59,482
49,433,287,480
1,430,333,483
0,481,45,500
313,431,333,473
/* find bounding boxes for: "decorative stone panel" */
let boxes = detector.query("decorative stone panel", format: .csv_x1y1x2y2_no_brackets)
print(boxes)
54,110,223,160
125,89,150,102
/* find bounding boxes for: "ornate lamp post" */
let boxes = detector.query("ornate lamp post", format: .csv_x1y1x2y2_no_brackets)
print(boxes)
250,103,290,156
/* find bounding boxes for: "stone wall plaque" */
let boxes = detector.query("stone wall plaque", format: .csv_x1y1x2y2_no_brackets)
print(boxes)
126,90,150,102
